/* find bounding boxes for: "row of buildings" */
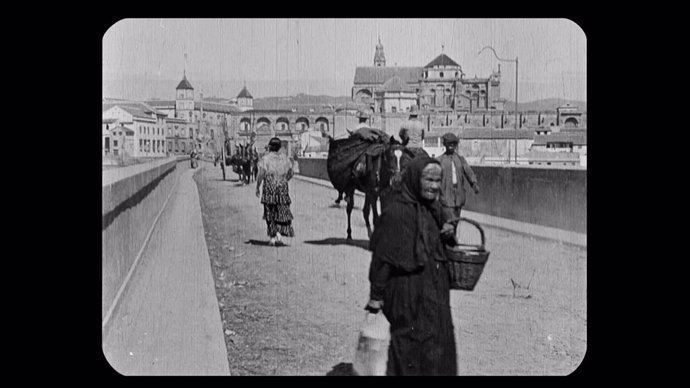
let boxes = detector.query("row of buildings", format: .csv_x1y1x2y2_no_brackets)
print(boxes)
103,41,586,167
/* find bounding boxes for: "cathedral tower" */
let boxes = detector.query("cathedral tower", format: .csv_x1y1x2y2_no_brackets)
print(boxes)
374,37,386,67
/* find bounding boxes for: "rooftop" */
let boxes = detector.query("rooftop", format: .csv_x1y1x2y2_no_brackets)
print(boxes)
195,101,243,114
145,100,176,107
176,74,194,90
425,53,461,69
103,101,167,119
237,86,253,99
353,66,423,85
383,76,415,93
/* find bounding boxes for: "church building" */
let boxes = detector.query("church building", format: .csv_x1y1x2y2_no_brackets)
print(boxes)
352,39,505,113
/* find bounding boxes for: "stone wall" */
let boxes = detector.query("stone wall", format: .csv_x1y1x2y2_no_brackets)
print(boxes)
102,156,190,320
296,157,586,233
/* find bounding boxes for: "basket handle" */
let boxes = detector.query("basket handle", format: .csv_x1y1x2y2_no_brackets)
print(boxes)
458,217,486,250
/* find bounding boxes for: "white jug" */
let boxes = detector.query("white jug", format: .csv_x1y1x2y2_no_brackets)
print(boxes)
353,311,391,376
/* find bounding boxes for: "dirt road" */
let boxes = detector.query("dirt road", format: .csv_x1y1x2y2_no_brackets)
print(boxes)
193,162,586,375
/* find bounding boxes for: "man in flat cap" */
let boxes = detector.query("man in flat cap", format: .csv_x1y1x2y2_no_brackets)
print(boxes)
398,105,429,158
437,132,480,240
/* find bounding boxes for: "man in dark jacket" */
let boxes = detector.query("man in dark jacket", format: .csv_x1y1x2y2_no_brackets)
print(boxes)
436,132,480,238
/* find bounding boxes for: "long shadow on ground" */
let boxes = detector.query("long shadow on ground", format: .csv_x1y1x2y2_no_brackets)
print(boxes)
326,362,356,376
328,203,362,210
304,237,370,251
245,239,290,247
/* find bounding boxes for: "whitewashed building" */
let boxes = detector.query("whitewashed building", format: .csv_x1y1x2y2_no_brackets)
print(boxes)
102,102,168,158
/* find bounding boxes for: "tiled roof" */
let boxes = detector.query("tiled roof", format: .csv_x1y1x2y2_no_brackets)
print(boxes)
102,101,166,119
462,77,489,84
195,101,242,114
176,75,194,90
383,76,415,92
425,54,461,69
353,66,423,85
237,86,253,99
532,132,587,146
145,100,176,107
103,103,152,120
428,127,535,140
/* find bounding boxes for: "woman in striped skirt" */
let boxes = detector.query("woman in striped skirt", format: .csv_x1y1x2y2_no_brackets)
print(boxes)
255,137,295,246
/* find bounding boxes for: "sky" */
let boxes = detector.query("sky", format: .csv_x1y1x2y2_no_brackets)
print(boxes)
102,18,587,102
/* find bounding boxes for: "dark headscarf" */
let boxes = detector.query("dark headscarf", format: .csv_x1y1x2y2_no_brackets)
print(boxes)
268,137,281,152
370,157,446,272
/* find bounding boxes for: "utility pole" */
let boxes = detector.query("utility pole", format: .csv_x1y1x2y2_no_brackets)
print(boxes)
479,46,519,164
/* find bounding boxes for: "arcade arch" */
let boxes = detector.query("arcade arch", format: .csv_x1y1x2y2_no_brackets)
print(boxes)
239,118,251,132
296,117,310,131
276,117,290,132
315,117,329,132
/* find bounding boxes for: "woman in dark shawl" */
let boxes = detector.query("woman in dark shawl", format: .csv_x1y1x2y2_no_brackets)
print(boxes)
366,156,458,375
255,138,295,246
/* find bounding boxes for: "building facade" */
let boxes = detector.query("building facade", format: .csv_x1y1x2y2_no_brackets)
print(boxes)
352,40,504,114
102,102,167,158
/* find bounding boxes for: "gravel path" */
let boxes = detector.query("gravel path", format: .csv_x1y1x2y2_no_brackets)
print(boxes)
193,162,586,375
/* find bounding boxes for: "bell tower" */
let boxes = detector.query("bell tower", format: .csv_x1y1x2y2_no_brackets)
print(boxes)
175,70,195,120
374,36,386,67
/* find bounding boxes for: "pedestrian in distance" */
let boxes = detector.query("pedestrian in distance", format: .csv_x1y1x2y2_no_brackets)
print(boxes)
190,147,198,169
255,137,295,246
366,156,458,375
436,132,480,239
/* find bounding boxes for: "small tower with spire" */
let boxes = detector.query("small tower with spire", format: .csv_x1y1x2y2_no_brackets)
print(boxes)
374,37,386,67
236,83,254,111
175,70,195,120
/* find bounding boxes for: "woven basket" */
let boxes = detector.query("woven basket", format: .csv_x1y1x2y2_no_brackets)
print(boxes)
444,217,490,291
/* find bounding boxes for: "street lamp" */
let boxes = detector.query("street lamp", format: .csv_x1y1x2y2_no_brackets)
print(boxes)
478,46,518,164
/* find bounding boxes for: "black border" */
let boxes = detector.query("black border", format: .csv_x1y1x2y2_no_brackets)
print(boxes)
63,13,605,382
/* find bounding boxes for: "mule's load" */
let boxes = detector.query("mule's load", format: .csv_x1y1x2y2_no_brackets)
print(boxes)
326,127,389,192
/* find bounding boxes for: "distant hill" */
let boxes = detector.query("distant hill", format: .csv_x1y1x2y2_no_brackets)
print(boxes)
504,98,587,112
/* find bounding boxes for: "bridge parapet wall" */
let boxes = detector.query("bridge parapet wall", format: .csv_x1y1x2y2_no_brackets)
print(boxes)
102,156,190,320
296,157,586,233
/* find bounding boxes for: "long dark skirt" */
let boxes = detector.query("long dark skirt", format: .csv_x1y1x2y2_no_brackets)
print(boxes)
261,177,294,238
382,260,457,376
